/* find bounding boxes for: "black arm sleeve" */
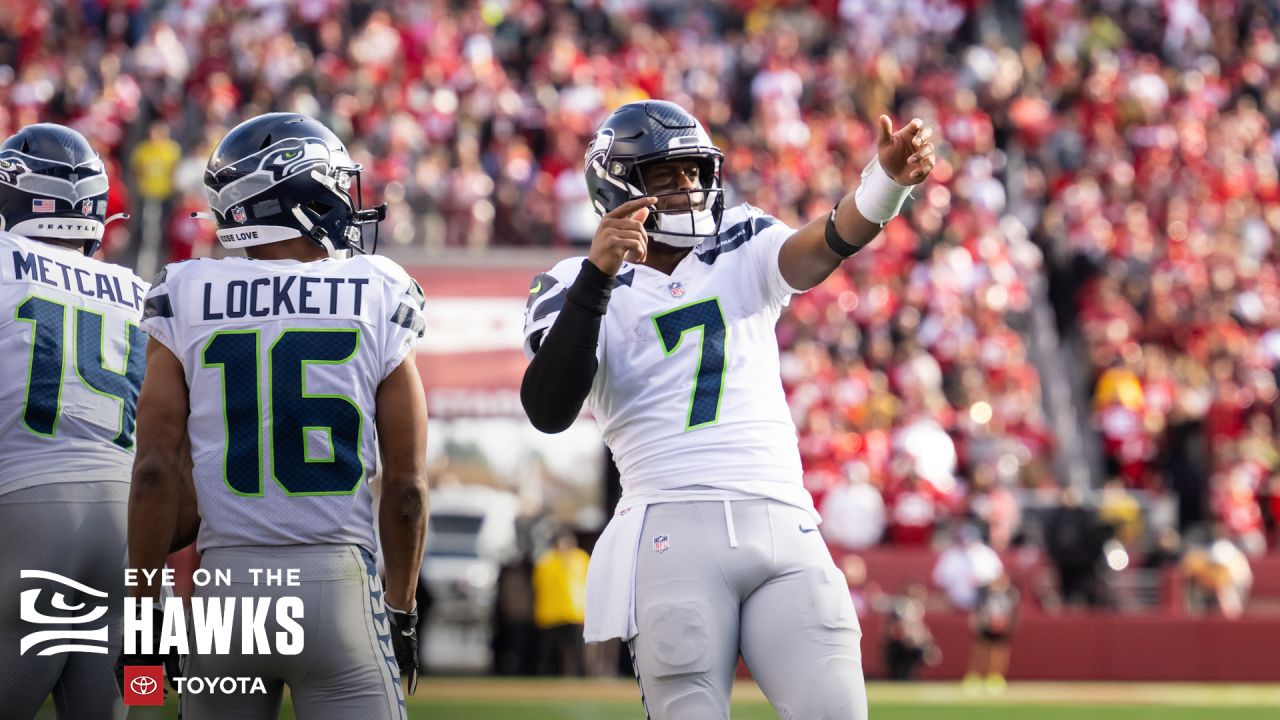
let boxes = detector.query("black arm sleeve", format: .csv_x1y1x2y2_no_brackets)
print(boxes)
521,259,614,433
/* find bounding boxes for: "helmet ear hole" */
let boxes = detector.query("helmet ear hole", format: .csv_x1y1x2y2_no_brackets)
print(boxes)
306,200,331,215
631,173,647,195
698,158,718,188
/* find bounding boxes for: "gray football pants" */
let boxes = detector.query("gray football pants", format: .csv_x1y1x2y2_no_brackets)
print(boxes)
181,545,405,720
0,481,129,720
629,499,866,720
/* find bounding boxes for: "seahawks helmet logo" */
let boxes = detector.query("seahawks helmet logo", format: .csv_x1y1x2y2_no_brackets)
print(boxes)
585,128,615,172
0,153,30,186
0,150,107,203
205,137,334,215
211,137,331,182
261,140,329,181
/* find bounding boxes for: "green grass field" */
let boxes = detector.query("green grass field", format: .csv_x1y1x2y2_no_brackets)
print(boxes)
41,679,1280,718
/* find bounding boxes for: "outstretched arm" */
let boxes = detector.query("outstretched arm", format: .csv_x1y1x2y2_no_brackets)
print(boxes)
778,115,937,291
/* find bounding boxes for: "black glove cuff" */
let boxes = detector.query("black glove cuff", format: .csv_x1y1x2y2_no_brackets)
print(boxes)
388,605,418,632
566,259,615,316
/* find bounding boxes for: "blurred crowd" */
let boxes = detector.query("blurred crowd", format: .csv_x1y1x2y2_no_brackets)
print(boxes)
773,0,1056,557
3,0,1279,589
787,0,1280,575
1018,0,1280,559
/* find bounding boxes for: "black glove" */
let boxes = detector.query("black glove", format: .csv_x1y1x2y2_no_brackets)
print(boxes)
386,603,419,695
113,601,183,698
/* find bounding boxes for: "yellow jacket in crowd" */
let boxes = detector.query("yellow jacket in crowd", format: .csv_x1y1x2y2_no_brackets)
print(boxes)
532,546,590,629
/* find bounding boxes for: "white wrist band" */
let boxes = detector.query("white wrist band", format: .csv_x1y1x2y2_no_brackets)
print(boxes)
854,157,912,225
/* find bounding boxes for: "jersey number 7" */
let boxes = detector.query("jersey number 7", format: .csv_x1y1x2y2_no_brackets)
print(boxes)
202,328,364,496
652,297,727,431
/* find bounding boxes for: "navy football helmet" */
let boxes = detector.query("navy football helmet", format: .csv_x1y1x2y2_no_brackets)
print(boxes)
584,100,725,248
0,123,113,255
203,113,385,253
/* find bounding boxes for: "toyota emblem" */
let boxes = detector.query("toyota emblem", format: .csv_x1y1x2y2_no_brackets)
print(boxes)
130,676,158,696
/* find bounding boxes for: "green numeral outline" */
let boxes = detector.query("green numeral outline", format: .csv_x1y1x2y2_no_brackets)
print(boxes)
201,329,264,497
73,307,141,449
14,294,67,437
268,328,364,496
300,426,336,463
652,297,729,431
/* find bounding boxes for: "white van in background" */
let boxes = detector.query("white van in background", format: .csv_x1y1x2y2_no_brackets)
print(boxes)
418,484,519,673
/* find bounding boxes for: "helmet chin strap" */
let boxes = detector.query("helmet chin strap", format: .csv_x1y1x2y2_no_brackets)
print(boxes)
649,206,718,248
291,205,339,253
648,232,702,249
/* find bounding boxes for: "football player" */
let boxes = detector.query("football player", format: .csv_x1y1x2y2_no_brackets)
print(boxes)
125,113,429,719
0,123,142,720
522,100,936,720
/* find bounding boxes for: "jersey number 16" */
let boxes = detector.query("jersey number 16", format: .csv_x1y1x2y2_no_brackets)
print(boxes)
202,328,364,496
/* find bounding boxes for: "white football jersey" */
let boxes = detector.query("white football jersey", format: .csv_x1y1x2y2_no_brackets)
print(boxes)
523,203,813,514
0,230,148,494
140,254,425,553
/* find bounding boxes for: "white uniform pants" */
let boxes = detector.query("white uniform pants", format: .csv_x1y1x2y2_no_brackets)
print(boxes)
181,545,405,720
629,499,866,720
0,481,128,720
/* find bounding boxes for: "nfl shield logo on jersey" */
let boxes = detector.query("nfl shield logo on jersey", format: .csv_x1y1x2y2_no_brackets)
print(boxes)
231,205,247,223
652,535,670,553
667,282,685,298
80,198,94,216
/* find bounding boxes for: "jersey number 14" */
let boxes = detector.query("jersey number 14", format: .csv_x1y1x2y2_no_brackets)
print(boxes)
17,295,145,448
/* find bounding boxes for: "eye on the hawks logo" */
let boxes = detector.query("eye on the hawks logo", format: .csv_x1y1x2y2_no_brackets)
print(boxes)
667,282,685,298
18,570,110,656
231,205,247,223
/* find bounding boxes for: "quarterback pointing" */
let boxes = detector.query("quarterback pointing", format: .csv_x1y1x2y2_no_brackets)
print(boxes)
125,113,429,719
522,100,935,719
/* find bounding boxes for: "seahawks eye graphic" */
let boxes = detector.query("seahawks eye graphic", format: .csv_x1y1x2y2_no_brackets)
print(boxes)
262,140,328,179
18,570,110,656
